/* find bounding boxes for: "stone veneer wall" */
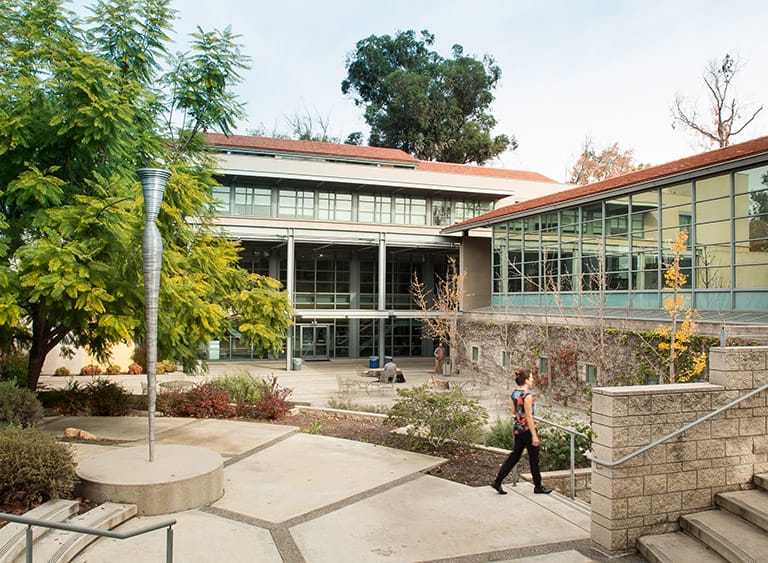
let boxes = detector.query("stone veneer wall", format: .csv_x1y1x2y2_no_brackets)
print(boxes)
590,346,768,554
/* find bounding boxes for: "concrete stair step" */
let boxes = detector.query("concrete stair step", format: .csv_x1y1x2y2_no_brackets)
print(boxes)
10,502,137,563
0,499,80,563
716,489,768,533
681,508,768,562
753,473,768,491
637,531,727,563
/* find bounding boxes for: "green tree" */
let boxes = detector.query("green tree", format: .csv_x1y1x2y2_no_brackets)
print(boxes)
0,0,292,390
341,29,515,164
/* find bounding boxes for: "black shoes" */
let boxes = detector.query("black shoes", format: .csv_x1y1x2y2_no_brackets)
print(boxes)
490,482,507,495
491,482,551,495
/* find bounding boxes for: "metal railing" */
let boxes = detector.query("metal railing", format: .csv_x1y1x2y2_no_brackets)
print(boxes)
0,512,176,563
590,381,768,469
511,415,589,500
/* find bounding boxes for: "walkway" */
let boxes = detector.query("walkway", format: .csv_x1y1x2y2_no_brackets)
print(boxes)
36,359,639,562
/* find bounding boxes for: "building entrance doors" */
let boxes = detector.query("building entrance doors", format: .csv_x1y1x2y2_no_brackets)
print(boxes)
298,324,331,360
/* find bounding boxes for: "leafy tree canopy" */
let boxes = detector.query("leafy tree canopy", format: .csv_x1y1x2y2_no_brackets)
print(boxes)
0,0,292,389
341,29,515,164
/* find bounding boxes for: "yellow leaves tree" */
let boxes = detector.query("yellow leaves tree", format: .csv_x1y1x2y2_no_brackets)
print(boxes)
655,230,707,383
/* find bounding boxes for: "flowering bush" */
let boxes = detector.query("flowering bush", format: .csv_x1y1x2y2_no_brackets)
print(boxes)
128,362,143,375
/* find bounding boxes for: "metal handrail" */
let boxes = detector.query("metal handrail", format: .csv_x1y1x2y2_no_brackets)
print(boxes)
0,511,176,563
590,381,768,469
510,415,589,500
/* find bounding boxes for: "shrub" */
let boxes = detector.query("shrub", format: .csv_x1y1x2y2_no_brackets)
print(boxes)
54,366,71,377
210,371,264,404
128,362,143,375
250,376,294,420
0,425,77,509
156,388,187,416
175,383,234,418
84,378,133,416
106,364,121,375
158,360,176,374
386,385,488,450
536,411,593,471
80,364,102,376
0,352,29,385
485,411,593,471
0,381,44,427
485,417,516,451
38,380,89,415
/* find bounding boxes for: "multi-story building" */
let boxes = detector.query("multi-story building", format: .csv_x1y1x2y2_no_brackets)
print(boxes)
442,135,768,383
444,135,768,319
206,133,567,368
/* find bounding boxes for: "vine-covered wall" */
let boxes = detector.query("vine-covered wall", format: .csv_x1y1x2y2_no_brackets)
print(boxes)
455,317,718,410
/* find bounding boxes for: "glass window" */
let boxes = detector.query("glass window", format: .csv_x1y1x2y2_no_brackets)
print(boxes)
212,186,231,214
586,364,598,385
472,346,479,362
233,185,271,217
359,194,392,223
455,200,493,222
432,198,452,226
661,182,692,206
278,189,314,219
318,191,352,221
695,174,730,202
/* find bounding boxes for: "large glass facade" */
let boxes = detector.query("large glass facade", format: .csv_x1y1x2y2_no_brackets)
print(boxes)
492,164,768,311
236,242,454,358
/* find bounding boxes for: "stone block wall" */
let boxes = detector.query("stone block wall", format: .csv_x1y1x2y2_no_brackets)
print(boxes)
590,346,768,554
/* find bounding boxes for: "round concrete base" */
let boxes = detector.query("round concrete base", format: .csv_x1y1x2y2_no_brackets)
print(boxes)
76,445,224,515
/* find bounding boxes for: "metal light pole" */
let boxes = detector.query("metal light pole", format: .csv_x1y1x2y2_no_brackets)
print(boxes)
137,167,170,462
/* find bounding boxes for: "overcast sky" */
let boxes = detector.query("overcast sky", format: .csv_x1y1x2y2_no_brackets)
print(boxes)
76,0,768,183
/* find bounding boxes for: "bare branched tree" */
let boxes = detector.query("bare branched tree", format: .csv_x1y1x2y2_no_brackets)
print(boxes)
672,53,763,148
411,257,466,368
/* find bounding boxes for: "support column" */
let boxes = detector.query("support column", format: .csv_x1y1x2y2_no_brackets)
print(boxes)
378,234,386,362
286,230,295,371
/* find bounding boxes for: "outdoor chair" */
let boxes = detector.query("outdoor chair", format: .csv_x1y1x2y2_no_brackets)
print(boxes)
365,376,396,396
336,374,365,396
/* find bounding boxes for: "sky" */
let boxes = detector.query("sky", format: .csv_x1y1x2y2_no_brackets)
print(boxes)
76,0,768,183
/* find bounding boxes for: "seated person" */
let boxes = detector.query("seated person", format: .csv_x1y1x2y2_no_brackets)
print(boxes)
381,357,397,383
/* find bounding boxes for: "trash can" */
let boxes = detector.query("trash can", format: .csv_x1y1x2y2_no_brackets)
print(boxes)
369,356,379,369
291,357,302,371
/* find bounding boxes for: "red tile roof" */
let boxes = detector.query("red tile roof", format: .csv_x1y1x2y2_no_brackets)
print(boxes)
445,135,768,232
206,132,419,164
205,133,556,182
415,160,556,183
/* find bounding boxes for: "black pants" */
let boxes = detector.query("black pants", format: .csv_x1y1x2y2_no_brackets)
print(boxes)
493,430,542,488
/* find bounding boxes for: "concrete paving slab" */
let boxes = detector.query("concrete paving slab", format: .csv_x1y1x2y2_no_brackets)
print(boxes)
70,510,283,563
214,432,444,523
290,475,589,562
64,442,122,464
142,419,297,457
40,415,195,442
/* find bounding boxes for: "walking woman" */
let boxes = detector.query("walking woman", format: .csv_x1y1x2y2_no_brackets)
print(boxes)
490,368,552,495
